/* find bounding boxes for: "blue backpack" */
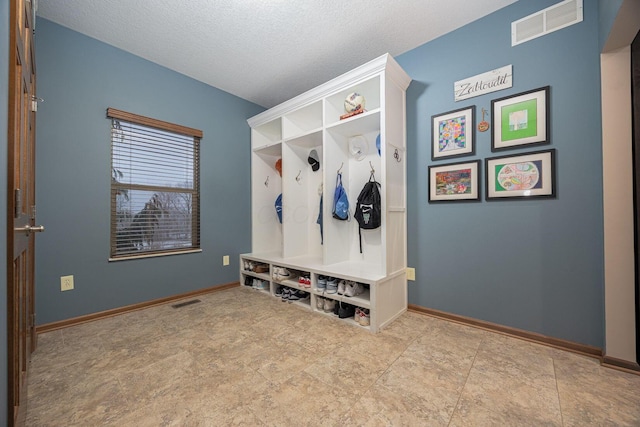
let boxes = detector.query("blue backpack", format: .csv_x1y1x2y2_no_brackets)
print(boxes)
275,193,283,223
316,194,323,244
332,172,349,220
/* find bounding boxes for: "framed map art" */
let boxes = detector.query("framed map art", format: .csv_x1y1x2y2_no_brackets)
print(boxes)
485,149,556,200
431,106,475,160
491,86,549,151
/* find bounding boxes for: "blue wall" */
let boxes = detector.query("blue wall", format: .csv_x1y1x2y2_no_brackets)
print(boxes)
33,1,623,347
35,19,264,324
1,0,9,423
598,0,624,50
398,0,604,347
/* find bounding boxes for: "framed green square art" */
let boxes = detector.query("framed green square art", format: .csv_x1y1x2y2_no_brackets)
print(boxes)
491,86,549,151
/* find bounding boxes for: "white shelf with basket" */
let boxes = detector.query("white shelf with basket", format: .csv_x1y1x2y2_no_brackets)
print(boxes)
242,53,410,333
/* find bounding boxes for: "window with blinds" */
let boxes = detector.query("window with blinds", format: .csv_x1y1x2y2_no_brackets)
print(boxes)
108,108,202,259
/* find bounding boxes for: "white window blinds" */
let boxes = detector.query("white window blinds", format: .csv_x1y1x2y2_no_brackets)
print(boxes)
108,108,201,259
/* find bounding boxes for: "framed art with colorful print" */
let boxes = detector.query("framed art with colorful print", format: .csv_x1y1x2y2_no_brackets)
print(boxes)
485,149,556,200
431,106,475,160
491,86,550,151
428,160,480,203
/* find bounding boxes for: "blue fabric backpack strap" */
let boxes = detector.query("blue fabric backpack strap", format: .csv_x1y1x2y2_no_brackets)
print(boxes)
317,193,323,244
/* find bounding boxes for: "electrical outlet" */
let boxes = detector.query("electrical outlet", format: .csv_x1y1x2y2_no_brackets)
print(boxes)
406,267,416,281
61,275,74,291
223,255,230,266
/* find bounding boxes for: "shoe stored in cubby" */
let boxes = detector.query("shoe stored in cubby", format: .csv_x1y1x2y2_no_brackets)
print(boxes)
279,286,311,306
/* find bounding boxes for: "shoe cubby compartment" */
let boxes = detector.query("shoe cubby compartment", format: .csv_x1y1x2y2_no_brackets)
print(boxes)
314,275,370,307
241,273,270,292
312,296,371,330
242,259,270,274
275,284,311,308
272,266,312,291
314,275,371,329
241,257,272,294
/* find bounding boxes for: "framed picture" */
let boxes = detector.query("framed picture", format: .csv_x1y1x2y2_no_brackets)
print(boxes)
485,149,556,200
431,106,475,160
491,86,549,151
428,160,481,203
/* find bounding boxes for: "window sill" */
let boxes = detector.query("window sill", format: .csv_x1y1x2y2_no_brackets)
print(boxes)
109,248,202,262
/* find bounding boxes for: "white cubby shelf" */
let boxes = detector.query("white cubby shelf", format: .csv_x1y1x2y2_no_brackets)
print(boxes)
244,53,410,333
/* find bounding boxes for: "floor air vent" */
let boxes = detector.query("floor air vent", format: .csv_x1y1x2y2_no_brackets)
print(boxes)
512,0,583,46
171,299,201,309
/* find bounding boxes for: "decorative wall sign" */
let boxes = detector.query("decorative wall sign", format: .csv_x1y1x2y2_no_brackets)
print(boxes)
431,106,475,160
485,149,556,200
491,86,550,151
454,65,513,101
428,160,481,203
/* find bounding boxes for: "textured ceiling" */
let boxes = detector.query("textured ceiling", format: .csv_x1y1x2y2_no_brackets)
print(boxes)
36,0,517,108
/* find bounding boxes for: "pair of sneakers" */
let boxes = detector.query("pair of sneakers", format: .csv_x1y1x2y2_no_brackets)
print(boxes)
337,301,356,319
355,307,370,326
272,267,292,282
316,296,336,313
338,280,365,297
243,260,255,271
298,275,311,288
252,278,268,290
325,277,339,294
281,287,308,302
316,275,327,291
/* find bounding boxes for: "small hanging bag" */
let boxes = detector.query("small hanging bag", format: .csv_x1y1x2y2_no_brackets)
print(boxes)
354,172,381,252
332,172,349,220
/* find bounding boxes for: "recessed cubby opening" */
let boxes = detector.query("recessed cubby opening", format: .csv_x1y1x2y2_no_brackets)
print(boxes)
252,118,282,150
252,145,283,254
282,131,323,259
325,76,381,126
283,101,323,140
325,125,383,268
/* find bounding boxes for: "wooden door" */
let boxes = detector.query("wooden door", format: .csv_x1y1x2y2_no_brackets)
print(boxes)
8,0,39,425
632,30,640,365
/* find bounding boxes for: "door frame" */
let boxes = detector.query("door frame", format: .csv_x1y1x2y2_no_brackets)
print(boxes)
7,0,37,425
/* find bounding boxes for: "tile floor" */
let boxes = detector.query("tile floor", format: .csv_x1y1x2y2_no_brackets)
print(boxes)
26,286,640,426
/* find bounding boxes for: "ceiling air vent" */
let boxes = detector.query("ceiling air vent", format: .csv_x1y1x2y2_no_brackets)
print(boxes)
512,0,583,46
